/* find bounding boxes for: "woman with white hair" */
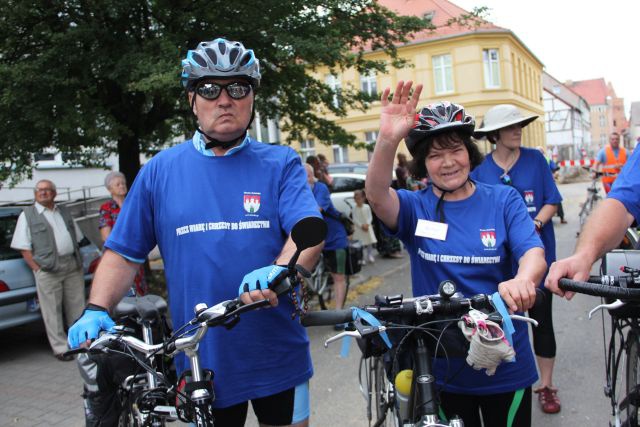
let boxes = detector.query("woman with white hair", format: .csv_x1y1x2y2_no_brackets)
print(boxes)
98,171,147,295
471,104,563,414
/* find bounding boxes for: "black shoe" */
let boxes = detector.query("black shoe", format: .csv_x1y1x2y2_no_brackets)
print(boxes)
55,353,74,362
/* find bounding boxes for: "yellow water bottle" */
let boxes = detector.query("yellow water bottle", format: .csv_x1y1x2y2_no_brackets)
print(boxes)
394,369,413,420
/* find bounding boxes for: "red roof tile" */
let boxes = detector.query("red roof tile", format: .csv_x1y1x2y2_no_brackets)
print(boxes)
565,78,609,105
378,0,505,42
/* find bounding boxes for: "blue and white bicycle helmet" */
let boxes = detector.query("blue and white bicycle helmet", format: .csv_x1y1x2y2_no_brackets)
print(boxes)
405,101,475,156
181,38,261,90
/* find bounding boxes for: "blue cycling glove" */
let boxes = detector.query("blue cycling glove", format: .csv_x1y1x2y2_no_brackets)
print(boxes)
67,304,116,349
239,265,288,296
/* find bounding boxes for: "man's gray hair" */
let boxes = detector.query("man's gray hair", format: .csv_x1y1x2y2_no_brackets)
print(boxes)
104,171,126,189
34,179,56,191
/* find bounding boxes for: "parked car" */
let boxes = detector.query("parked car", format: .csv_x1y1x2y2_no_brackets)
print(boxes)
329,172,366,216
329,167,397,216
327,162,369,175
0,206,101,330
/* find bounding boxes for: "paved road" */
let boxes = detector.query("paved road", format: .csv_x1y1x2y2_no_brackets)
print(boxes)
0,180,616,426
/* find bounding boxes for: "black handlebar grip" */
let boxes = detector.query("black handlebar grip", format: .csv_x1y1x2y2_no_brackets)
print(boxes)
301,310,353,327
63,347,87,357
559,278,640,300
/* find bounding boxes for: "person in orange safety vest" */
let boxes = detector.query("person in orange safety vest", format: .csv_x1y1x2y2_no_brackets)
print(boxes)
593,132,627,193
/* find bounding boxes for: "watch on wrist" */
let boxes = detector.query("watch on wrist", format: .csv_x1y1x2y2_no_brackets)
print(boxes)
533,219,543,230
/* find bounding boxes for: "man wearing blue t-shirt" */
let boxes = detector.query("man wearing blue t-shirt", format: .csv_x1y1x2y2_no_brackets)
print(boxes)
547,148,640,298
68,38,322,427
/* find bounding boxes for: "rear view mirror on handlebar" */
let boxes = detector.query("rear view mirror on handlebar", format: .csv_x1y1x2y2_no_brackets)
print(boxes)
291,216,327,250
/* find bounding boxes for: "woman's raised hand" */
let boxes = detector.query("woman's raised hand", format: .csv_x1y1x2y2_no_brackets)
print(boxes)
378,81,423,146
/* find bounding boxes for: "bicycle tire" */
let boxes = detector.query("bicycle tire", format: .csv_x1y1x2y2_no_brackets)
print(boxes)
579,195,592,227
625,333,640,427
316,272,332,310
373,357,401,427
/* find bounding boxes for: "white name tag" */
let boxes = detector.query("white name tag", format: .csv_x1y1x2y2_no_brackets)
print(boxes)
415,219,448,241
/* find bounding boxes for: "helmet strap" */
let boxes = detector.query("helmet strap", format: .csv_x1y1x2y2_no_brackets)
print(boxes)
199,128,245,150
432,178,473,223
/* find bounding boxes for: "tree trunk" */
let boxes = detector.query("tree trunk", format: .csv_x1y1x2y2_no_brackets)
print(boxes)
117,136,142,188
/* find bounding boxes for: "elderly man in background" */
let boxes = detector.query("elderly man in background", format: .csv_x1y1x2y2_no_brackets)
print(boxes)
11,179,85,361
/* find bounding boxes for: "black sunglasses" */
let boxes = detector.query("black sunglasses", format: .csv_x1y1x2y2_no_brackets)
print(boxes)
195,81,252,100
500,172,513,186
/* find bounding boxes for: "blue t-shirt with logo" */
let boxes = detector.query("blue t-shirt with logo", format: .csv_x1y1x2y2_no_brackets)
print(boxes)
388,182,542,394
105,138,321,408
311,182,348,251
471,147,562,269
609,148,640,222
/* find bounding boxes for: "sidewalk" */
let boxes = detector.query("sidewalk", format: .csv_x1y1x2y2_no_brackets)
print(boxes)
0,251,409,426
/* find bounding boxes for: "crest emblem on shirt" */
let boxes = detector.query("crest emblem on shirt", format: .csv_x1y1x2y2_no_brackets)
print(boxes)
524,190,534,205
480,230,496,248
243,193,261,214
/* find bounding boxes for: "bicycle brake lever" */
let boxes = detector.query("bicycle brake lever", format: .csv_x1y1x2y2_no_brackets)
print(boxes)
324,326,387,348
324,330,361,347
510,314,538,327
588,299,625,319
113,325,136,334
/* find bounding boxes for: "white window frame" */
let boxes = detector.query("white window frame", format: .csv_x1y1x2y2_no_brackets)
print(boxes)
332,144,349,163
432,54,454,94
300,139,316,161
483,49,501,89
325,74,342,108
360,71,377,97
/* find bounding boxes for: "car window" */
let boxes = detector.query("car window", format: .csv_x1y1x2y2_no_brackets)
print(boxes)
331,177,365,193
0,215,21,261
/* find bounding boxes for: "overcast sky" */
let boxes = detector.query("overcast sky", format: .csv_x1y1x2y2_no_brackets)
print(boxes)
454,0,639,114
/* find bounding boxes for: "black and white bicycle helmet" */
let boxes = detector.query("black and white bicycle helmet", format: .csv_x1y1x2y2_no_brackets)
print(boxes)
181,38,261,90
405,101,475,156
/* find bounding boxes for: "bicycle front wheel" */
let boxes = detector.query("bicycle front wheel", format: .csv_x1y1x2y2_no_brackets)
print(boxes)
579,196,592,227
625,332,640,426
373,357,401,427
316,272,332,310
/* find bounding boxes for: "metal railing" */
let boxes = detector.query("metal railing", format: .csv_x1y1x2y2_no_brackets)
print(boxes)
0,185,107,206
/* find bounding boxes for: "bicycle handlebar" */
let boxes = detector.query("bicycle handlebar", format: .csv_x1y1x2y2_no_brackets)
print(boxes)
301,293,493,327
302,290,545,328
559,278,640,300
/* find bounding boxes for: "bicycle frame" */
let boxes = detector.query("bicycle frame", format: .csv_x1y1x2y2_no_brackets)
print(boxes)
304,288,538,427
559,257,640,427
603,315,640,426
579,178,602,228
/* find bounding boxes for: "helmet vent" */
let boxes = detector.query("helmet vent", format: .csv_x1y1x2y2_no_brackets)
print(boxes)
239,53,251,67
229,48,240,65
181,38,261,88
193,52,208,67
205,48,217,65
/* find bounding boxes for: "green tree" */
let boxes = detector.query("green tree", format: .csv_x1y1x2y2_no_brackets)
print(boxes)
0,0,432,187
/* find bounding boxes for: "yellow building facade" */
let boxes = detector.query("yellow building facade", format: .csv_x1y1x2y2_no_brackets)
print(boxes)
290,30,545,162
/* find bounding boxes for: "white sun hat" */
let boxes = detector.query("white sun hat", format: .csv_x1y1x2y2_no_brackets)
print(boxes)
473,104,538,139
